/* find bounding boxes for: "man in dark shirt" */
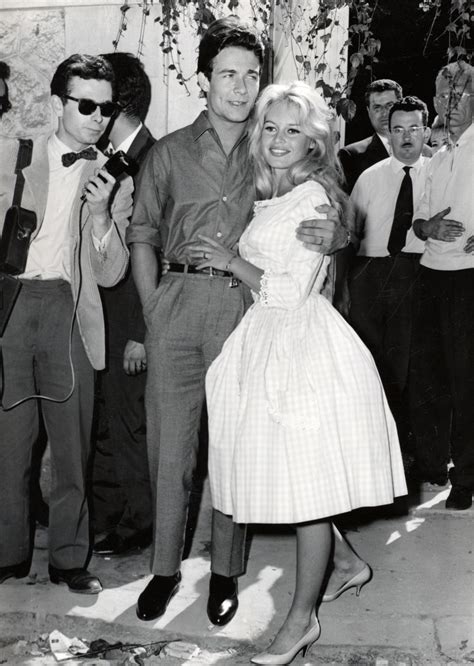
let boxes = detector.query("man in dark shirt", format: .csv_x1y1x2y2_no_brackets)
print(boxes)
339,79,402,193
92,52,155,556
127,17,348,626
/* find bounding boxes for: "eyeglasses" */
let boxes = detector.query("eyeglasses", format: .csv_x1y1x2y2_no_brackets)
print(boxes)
63,95,117,118
390,126,426,136
435,91,473,105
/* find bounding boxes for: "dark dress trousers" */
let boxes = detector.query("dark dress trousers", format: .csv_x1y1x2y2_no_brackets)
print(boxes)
93,125,156,537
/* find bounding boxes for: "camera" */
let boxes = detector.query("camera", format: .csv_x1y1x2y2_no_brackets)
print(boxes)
0,206,37,275
100,150,139,181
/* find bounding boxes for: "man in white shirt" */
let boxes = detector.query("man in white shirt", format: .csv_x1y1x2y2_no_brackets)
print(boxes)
0,54,133,589
412,60,474,510
339,80,432,194
349,96,430,471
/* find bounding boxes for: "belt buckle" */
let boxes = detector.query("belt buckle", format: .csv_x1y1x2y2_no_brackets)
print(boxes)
228,277,239,288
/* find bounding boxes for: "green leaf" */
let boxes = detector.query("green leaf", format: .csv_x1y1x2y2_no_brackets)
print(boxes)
336,97,357,121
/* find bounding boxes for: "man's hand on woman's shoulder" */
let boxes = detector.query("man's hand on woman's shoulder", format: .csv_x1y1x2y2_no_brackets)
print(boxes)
296,204,351,255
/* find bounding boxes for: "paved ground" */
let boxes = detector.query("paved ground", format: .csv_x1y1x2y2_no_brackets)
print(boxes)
0,480,473,665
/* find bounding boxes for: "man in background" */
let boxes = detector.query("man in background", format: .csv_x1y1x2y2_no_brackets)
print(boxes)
412,60,474,510
339,79,403,193
349,96,430,470
93,52,155,556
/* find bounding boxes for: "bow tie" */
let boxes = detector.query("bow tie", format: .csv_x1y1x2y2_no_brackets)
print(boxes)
61,147,98,167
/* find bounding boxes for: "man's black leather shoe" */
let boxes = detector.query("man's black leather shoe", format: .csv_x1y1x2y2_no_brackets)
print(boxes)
94,528,152,556
445,486,473,510
49,566,103,594
136,572,181,621
207,573,238,626
0,560,30,584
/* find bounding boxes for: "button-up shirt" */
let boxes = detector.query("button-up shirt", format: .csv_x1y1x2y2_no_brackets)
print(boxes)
21,135,113,281
351,155,428,256
415,123,474,271
22,135,84,281
126,112,255,259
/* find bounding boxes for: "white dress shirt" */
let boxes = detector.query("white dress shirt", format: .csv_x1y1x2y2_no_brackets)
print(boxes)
351,155,428,257
414,123,474,271
21,134,113,281
116,122,142,154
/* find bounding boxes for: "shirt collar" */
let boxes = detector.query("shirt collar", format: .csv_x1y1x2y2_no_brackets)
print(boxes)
455,122,474,148
389,155,425,174
192,111,214,141
191,110,249,146
50,133,95,168
116,122,143,154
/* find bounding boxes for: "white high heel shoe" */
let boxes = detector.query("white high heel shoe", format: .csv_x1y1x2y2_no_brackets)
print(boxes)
250,610,321,665
322,563,372,602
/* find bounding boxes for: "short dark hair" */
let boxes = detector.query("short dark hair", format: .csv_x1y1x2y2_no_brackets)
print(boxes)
197,16,265,80
365,79,403,107
388,95,428,129
0,61,10,81
100,52,151,121
0,61,12,116
50,54,115,100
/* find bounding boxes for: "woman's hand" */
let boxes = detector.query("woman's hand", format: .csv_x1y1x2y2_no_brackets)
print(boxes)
192,234,236,271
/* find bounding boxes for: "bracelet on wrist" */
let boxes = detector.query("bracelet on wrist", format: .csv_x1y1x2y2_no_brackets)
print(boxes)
225,254,237,272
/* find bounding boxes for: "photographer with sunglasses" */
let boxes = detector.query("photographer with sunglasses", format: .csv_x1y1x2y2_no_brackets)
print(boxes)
0,54,133,592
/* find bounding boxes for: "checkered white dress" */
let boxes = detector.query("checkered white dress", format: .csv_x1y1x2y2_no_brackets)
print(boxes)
206,181,407,524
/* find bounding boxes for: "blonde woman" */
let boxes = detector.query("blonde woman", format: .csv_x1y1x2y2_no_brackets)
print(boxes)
197,81,407,664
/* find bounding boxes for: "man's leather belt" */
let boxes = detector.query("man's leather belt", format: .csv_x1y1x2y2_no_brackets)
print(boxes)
168,262,233,278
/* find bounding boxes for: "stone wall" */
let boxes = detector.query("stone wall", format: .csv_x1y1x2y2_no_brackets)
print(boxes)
0,1,347,141
0,2,207,141
0,9,65,138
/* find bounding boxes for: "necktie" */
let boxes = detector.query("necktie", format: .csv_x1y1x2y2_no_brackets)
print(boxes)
388,166,413,256
61,147,97,167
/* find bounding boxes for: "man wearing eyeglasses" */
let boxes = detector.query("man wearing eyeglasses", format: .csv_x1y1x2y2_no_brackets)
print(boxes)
348,96,430,472
339,80,432,195
411,61,474,510
0,54,133,590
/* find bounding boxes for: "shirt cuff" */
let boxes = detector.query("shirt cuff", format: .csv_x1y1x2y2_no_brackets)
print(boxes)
92,221,114,252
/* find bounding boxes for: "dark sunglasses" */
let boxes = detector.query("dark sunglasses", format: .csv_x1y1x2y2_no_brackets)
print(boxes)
64,94,117,118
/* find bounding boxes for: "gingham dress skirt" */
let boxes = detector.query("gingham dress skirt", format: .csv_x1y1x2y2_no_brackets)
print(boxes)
206,183,407,524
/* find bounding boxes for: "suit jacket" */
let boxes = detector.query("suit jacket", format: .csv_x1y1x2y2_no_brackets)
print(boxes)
0,134,133,369
100,124,156,354
338,133,390,194
339,133,432,194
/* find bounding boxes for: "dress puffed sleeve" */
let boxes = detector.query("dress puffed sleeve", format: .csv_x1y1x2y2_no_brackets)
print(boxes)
257,181,330,309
